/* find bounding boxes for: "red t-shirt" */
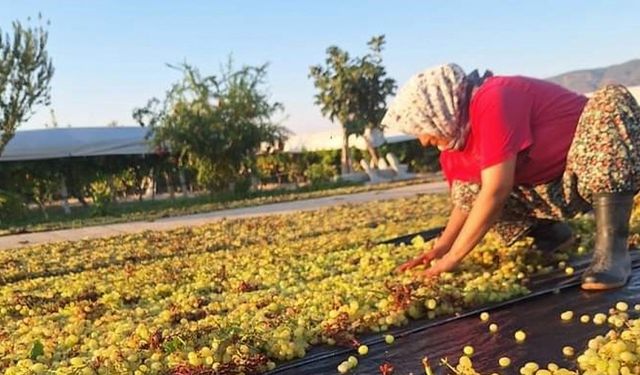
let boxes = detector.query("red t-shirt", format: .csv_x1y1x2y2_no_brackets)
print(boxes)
440,76,588,186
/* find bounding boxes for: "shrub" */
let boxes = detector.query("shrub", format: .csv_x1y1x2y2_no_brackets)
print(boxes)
0,190,27,222
305,163,336,186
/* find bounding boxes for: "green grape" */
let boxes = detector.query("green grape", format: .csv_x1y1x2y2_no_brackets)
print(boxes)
337,361,350,374
0,193,622,374
615,301,629,312
515,330,527,342
562,346,575,357
499,357,511,368
560,311,574,321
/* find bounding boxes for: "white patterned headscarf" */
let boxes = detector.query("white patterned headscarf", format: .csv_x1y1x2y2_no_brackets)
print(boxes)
382,63,489,150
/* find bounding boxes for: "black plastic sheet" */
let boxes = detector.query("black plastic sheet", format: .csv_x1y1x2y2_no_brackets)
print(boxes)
377,227,444,246
271,251,640,375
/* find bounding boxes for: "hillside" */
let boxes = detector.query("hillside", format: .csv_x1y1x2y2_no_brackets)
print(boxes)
547,59,640,93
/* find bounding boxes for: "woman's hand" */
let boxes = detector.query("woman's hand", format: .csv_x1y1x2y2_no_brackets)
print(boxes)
421,252,463,278
395,245,450,273
396,206,470,274
422,158,517,279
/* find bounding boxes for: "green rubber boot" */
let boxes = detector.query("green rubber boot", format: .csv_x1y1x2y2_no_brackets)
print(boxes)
581,192,634,291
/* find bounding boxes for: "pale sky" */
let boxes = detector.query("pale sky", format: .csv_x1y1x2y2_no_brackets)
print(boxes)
2,1,639,135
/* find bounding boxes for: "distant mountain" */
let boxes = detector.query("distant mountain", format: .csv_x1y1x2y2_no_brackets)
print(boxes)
546,59,640,93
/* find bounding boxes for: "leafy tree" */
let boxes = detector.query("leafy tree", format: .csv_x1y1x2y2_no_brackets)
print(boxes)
309,35,395,173
0,16,54,156
133,61,288,192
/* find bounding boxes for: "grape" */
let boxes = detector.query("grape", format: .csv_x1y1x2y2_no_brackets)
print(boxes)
615,301,629,312
499,357,511,367
593,313,607,325
426,299,438,310
480,312,490,321
357,345,369,356
458,355,472,368
580,314,590,323
337,361,350,373
560,311,574,321
524,362,539,370
347,356,358,367
562,346,575,357
515,330,527,342
463,345,474,356
0,192,628,374
384,334,395,344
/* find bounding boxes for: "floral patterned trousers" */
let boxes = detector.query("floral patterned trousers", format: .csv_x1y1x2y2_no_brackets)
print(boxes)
451,85,640,245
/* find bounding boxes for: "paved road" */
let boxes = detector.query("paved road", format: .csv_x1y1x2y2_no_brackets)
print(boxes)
0,181,448,250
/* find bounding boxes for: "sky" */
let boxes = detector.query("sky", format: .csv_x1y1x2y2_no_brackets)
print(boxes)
1,1,639,135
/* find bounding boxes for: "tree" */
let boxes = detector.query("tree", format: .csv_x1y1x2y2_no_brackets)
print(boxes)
0,16,54,156
309,35,395,174
133,61,288,192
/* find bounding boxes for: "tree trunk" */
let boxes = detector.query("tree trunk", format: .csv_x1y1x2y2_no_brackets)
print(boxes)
366,140,379,167
145,168,156,201
59,176,71,215
107,176,118,204
364,126,381,167
341,126,351,175
164,171,175,199
35,198,48,220
179,169,189,197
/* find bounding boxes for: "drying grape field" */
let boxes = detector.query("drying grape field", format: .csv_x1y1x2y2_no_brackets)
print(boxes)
1,194,640,375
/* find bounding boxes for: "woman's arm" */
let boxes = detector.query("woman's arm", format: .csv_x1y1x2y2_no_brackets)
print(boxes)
435,205,469,249
396,200,469,272
422,156,516,277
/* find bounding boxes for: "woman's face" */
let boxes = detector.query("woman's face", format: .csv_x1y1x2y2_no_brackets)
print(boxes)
417,134,451,150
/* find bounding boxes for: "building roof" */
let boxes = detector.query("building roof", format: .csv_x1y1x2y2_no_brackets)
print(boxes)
0,126,153,162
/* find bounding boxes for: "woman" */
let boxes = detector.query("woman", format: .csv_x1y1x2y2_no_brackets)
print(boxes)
383,63,640,291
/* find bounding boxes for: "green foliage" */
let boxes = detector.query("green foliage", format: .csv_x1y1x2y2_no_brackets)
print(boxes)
88,178,113,217
0,171,431,235
309,35,396,172
29,340,44,360
0,159,61,218
256,153,298,184
0,155,167,220
0,15,54,156
134,60,288,192
0,190,26,222
378,140,441,173
305,162,336,186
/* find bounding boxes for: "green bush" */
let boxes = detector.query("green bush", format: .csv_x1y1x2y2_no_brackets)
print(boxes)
305,163,336,186
88,180,113,217
233,177,253,194
377,140,440,172
0,190,27,222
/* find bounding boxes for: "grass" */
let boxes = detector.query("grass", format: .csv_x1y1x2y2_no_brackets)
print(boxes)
0,175,440,236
